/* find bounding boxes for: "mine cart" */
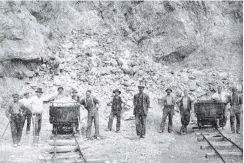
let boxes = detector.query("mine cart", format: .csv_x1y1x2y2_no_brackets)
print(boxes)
49,102,80,134
194,100,226,128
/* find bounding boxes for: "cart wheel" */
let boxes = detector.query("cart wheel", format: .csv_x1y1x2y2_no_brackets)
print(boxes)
53,124,57,135
198,120,203,128
72,123,76,134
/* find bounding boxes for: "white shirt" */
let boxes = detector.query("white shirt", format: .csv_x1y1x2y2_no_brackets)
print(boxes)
211,92,229,103
19,98,31,110
183,97,188,109
24,95,51,114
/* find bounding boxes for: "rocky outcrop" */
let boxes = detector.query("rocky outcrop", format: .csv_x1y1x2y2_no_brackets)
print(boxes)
0,1,242,112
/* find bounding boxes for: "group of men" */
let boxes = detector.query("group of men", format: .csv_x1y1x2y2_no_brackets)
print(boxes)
5,81,242,147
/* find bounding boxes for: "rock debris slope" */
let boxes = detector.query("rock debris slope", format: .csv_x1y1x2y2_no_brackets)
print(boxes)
0,1,242,109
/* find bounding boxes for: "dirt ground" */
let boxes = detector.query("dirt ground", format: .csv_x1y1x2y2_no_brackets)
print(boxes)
0,106,242,163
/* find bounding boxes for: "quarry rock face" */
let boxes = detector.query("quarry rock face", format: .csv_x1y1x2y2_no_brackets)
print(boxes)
0,2,45,61
0,1,242,109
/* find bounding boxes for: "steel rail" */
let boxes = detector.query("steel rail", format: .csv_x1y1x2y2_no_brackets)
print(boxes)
51,134,57,163
73,134,87,163
201,133,226,163
215,127,243,152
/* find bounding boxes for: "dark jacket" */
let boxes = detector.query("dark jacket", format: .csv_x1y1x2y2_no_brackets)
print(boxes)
178,96,192,113
228,93,242,106
133,93,150,116
111,96,123,113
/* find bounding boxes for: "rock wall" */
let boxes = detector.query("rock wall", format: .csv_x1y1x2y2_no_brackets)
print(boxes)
0,1,242,109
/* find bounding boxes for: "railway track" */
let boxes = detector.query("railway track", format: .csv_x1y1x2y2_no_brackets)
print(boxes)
197,128,243,163
46,133,87,163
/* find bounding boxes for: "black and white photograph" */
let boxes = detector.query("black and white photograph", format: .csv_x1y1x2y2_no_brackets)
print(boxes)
0,0,243,163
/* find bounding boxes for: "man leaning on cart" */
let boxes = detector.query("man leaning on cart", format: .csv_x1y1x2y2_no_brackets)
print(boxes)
23,88,54,146
80,90,101,140
211,85,230,128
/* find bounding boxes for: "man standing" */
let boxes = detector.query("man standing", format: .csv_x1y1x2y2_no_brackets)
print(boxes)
133,82,150,138
71,89,80,102
71,88,80,133
5,93,25,147
177,90,193,135
211,85,229,128
106,89,127,133
19,92,32,134
159,88,176,133
80,90,101,140
228,87,242,134
24,88,52,145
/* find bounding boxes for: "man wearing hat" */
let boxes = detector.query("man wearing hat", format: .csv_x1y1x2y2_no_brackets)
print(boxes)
227,86,242,134
106,89,127,132
5,93,25,147
177,89,193,135
133,81,150,138
80,90,101,140
211,85,230,128
19,92,32,134
24,88,53,145
159,88,176,133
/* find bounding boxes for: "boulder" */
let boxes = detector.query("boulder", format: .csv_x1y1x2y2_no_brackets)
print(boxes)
0,4,46,61
116,57,123,67
218,71,228,79
189,81,197,91
122,111,135,121
121,66,135,76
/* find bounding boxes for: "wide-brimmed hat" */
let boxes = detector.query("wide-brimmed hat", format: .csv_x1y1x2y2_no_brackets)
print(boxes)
165,88,172,92
113,89,121,94
35,88,43,93
72,89,78,93
12,93,19,97
57,86,64,91
138,80,146,88
23,92,30,96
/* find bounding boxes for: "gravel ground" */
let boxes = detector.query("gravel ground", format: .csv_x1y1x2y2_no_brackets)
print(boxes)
0,108,242,163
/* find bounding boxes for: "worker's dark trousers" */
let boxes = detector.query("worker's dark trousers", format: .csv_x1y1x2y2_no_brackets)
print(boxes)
86,111,99,138
135,112,147,137
22,113,32,132
230,106,241,132
108,111,121,132
160,105,174,132
180,111,190,133
10,114,23,144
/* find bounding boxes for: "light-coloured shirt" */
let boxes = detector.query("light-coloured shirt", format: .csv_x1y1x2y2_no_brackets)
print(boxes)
163,95,175,106
211,92,229,103
19,98,31,109
24,95,51,114
183,97,188,109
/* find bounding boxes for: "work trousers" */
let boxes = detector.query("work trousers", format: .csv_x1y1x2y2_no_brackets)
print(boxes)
86,111,99,138
10,114,23,144
230,105,241,132
180,111,190,133
108,111,121,132
160,105,174,132
32,114,42,136
135,112,147,137
22,113,32,132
